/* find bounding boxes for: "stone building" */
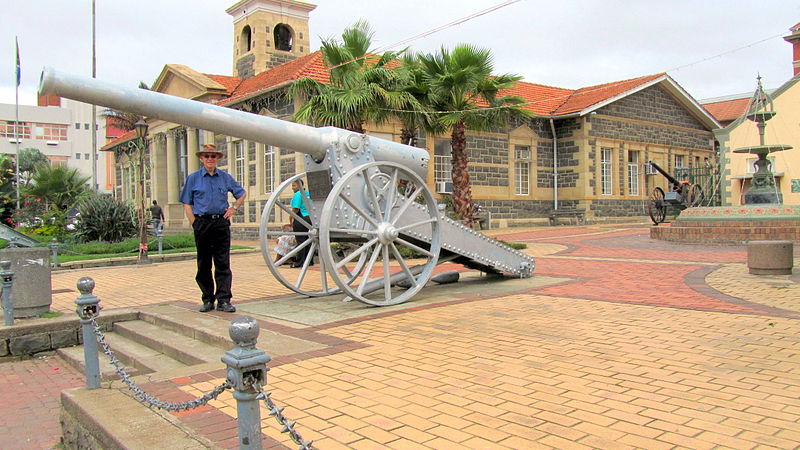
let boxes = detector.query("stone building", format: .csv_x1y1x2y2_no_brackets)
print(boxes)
102,0,719,235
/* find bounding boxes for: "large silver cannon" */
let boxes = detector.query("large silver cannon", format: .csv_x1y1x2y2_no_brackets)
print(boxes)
40,67,534,306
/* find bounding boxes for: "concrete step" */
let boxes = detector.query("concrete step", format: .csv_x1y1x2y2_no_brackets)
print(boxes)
113,320,225,366
138,303,330,358
61,386,214,449
57,344,142,381
138,304,233,349
102,332,186,374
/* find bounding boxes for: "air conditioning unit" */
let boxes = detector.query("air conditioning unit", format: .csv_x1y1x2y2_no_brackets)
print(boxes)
436,181,453,194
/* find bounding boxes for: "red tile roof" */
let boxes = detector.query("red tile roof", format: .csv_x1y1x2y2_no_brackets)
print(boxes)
701,97,750,123
551,73,665,115
218,52,328,105
204,74,242,95
500,82,574,115
101,128,136,151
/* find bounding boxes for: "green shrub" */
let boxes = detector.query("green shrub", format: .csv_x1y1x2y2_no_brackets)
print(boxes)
75,194,138,243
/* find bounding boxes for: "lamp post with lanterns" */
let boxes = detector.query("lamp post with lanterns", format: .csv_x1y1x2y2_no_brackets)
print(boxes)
134,119,150,264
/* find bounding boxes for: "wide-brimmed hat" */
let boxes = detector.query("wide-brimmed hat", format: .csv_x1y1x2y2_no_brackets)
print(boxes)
195,143,224,158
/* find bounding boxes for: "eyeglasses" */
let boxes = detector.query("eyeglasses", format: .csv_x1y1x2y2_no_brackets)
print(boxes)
200,154,219,159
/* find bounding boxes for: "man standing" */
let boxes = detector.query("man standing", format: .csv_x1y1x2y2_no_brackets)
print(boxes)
149,200,164,235
180,144,247,313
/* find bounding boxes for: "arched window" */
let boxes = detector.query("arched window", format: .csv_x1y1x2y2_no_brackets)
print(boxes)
240,25,252,53
274,24,293,51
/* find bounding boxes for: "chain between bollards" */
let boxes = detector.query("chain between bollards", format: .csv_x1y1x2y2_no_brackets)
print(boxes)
1,260,14,326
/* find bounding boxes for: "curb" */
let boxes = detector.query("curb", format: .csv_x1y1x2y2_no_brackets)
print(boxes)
54,248,258,270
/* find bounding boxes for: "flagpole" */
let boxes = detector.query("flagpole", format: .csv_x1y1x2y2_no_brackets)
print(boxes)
91,0,98,191
14,37,20,210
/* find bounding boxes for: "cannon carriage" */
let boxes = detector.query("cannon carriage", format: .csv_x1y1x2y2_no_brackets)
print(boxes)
39,68,534,306
645,160,704,225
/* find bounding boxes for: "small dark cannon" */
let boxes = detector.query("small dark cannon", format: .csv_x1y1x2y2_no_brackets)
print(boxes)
646,161,704,225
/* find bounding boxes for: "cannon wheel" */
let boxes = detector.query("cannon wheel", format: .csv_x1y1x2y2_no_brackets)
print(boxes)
259,173,367,297
647,187,667,225
687,183,704,207
319,161,442,306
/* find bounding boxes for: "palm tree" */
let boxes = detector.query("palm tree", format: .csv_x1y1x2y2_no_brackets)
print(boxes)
417,44,530,225
24,165,91,240
288,20,423,133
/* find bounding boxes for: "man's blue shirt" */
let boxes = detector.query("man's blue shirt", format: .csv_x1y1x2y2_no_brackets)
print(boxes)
180,168,245,215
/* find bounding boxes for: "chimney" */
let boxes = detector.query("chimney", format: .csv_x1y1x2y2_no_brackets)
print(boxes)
37,93,61,107
784,23,800,76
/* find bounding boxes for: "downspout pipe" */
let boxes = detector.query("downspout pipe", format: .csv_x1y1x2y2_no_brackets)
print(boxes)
550,118,558,210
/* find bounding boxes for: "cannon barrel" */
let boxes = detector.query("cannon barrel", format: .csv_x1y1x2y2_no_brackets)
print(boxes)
647,160,681,188
38,67,429,176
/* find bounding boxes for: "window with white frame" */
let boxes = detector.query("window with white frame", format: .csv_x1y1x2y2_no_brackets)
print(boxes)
601,147,613,195
627,150,639,195
177,131,188,192
234,141,245,182
263,145,275,194
514,145,531,195
675,154,687,169
434,138,452,193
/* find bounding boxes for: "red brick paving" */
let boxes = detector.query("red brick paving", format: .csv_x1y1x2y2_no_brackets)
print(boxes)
1,224,796,448
0,355,83,449
532,258,760,313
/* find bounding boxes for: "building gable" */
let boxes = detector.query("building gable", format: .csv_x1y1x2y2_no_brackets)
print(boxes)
597,84,707,130
151,64,231,100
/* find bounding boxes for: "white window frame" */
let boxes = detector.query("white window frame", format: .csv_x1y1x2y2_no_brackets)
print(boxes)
234,140,245,183
263,145,275,194
675,154,687,169
434,139,452,193
601,147,613,195
627,150,639,196
514,145,531,195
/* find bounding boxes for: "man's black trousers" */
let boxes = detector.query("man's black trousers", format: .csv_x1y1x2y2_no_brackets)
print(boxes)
192,216,232,305
292,215,312,266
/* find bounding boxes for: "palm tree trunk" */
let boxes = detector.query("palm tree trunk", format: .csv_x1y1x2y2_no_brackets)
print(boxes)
450,121,474,225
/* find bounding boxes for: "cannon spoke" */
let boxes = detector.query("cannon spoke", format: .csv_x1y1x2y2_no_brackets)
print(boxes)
390,185,424,226
319,161,441,307
261,173,368,297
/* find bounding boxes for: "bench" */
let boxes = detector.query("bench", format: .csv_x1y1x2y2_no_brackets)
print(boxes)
548,209,585,226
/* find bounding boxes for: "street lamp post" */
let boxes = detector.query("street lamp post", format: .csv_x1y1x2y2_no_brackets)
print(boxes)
134,119,150,264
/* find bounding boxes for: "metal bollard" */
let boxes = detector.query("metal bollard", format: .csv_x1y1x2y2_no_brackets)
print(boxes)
50,238,59,268
1,261,14,326
222,316,271,449
75,277,101,389
158,235,163,255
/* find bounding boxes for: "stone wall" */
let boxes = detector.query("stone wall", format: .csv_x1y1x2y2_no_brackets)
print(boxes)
235,54,255,79
601,85,706,130
470,165,509,187
589,198,647,217
591,86,711,149
0,311,137,358
467,135,509,165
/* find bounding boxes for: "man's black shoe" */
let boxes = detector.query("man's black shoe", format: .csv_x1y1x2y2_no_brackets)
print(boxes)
199,302,214,312
216,303,236,313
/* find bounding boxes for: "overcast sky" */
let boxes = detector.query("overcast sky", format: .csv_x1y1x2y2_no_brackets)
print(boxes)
2,0,798,107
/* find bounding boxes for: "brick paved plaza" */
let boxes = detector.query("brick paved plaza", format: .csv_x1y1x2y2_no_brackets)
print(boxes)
1,224,798,449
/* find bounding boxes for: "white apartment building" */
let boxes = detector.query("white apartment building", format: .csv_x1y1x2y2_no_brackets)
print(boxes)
0,98,111,192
